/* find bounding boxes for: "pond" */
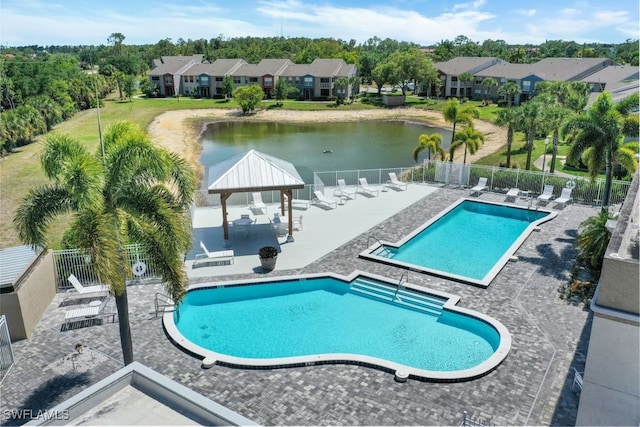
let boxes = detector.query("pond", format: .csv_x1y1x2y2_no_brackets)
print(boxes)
199,120,451,183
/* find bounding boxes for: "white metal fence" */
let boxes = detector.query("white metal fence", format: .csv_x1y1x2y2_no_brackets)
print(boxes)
52,244,161,291
0,315,14,384
194,161,632,208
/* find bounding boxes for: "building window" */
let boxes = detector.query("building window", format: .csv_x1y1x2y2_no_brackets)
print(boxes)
475,77,482,84
215,77,222,82
451,76,458,83
321,78,330,83
201,76,209,83
234,78,241,84
523,80,531,91
321,89,330,96
151,76,159,81
250,77,258,83
451,88,458,96
264,77,273,86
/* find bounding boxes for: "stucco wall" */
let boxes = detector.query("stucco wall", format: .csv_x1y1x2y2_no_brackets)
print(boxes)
382,94,405,106
0,251,56,341
577,315,640,426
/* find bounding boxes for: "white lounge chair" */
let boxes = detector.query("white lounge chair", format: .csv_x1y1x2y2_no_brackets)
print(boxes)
386,172,408,191
537,185,555,205
195,242,234,266
64,298,114,326
312,190,338,209
505,188,520,202
554,187,573,208
470,177,488,196
572,368,583,392
333,179,357,199
358,178,379,197
67,274,109,298
250,192,267,214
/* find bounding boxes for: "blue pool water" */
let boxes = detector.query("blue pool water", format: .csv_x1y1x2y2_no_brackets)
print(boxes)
376,200,552,283
174,276,501,372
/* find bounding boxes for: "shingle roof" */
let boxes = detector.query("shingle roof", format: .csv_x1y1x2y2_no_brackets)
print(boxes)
207,150,304,193
530,58,614,81
434,57,505,75
475,63,540,80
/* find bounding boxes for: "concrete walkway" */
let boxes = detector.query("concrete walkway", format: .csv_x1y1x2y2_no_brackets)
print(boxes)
534,154,575,178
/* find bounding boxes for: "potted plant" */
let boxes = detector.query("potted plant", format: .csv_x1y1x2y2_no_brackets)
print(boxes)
258,246,278,271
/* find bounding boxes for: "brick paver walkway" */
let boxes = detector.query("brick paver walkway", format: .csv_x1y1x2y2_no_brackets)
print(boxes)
1,188,593,426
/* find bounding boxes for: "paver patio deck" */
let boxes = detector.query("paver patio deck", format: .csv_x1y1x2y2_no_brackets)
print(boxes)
1,185,595,426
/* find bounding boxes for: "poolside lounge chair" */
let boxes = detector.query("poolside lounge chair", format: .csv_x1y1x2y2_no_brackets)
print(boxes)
66,274,109,298
505,188,520,202
470,177,488,196
64,298,114,327
358,178,379,197
572,368,583,392
537,185,554,205
386,172,408,191
333,179,357,199
312,190,338,209
195,242,234,266
249,192,267,214
554,187,573,208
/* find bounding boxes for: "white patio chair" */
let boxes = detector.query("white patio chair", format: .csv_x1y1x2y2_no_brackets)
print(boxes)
333,179,357,199
250,192,267,214
386,172,408,191
554,187,573,208
195,241,234,265
470,177,488,196
505,188,520,202
66,274,109,299
358,178,379,197
312,190,338,209
537,185,555,205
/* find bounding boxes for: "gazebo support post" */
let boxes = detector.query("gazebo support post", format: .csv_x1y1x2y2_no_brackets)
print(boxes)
282,189,294,237
221,192,231,240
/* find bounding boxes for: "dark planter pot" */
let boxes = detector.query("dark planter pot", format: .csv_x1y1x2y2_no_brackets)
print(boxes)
259,256,277,272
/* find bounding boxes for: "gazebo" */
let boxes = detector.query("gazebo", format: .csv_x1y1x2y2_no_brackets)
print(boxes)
207,150,305,240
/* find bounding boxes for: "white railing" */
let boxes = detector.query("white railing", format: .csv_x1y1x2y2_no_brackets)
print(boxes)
0,315,14,384
194,161,631,208
52,244,161,291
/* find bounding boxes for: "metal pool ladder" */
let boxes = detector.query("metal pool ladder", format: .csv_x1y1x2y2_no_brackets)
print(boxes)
367,235,391,257
393,271,408,301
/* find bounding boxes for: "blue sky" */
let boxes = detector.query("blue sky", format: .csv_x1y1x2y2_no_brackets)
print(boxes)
1,0,638,47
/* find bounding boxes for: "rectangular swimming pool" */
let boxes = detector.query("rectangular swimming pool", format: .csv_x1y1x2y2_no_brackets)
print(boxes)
360,199,556,287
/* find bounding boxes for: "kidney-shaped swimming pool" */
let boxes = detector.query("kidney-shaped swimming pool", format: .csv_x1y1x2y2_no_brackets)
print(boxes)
164,272,511,381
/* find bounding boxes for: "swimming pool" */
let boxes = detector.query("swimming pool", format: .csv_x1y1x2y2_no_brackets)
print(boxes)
359,199,556,287
164,272,511,381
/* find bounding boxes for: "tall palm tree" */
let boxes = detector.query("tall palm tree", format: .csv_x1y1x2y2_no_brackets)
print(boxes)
497,81,521,107
481,77,498,104
517,98,544,170
538,93,573,173
563,92,625,207
494,107,520,168
14,121,196,365
450,126,485,164
413,133,445,162
442,98,479,161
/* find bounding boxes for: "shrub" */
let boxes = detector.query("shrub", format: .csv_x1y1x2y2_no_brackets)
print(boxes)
259,246,278,258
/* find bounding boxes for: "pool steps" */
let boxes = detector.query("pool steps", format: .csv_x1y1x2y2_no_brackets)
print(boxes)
350,278,444,316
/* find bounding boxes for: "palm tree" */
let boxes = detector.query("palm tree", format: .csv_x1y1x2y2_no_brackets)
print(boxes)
497,81,521,107
563,92,625,207
442,98,479,161
538,93,573,173
494,107,520,168
14,122,196,365
517,98,544,170
450,126,485,164
575,210,611,276
481,77,498,104
413,133,445,162
458,72,474,99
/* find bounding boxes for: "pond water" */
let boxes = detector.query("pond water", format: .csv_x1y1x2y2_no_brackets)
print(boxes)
199,121,451,183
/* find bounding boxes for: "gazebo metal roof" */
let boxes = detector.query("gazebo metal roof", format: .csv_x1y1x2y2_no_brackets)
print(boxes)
206,150,305,240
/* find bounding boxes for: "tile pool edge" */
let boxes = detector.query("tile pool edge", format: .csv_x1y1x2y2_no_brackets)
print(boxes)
163,270,512,382
358,198,558,287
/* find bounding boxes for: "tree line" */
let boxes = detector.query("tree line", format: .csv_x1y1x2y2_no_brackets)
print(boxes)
1,34,638,155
